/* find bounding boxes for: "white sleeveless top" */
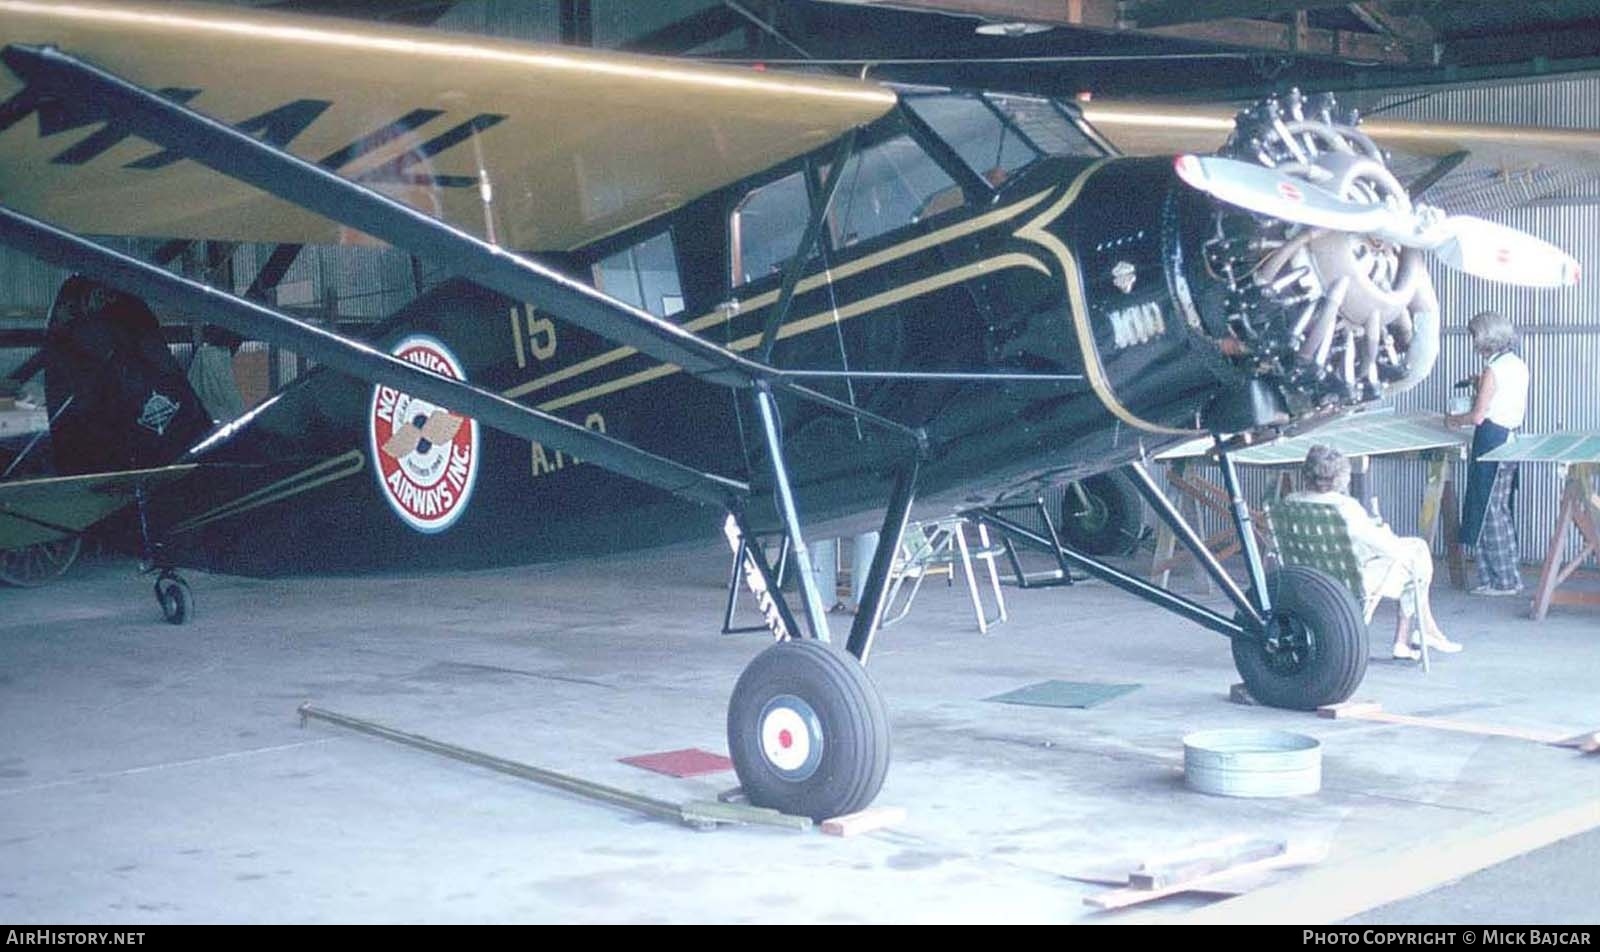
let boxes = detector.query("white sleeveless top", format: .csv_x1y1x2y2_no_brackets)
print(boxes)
1484,351,1528,430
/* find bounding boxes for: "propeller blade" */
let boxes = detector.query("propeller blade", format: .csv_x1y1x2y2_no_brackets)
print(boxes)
1176,154,1582,289
1173,154,1396,233
1425,215,1581,288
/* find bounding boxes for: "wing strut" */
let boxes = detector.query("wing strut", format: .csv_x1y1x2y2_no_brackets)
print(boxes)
0,43,938,661
0,206,750,512
0,44,920,441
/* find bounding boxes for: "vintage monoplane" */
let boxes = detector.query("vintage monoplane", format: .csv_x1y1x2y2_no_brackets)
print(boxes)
0,0,1586,820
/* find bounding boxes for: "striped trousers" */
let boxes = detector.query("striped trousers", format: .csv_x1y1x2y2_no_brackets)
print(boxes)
1476,463,1521,591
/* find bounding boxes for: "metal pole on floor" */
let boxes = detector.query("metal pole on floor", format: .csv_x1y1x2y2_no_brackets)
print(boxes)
297,704,810,831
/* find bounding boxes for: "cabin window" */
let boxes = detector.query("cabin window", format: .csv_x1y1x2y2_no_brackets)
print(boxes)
822,134,959,246
983,93,1102,157
593,230,685,318
730,170,812,286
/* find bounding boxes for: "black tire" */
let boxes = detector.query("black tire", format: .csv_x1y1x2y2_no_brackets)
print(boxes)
1058,470,1146,557
727,639,890,822
154,573,193,625
1231,565,1367,710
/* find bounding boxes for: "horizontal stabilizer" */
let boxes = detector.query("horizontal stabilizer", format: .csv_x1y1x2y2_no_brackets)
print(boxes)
0,464,195,550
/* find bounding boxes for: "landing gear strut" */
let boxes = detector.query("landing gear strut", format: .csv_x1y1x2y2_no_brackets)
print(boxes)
134,485,192,626
976,446,1369,712
724,387,921,819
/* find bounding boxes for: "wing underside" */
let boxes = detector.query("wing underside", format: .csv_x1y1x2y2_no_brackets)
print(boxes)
0,0,894,251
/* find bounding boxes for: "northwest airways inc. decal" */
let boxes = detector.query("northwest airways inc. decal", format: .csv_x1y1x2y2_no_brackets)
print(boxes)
369,336,480,533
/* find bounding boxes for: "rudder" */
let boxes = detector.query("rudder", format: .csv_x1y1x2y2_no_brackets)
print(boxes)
43,276,213,475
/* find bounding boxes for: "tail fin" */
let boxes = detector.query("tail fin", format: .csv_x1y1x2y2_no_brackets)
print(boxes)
43,277,213,475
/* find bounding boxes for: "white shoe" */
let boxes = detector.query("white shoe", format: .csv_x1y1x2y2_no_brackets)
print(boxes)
1471,584,1523,597
1409,629,1464,654
1392,643,1422,661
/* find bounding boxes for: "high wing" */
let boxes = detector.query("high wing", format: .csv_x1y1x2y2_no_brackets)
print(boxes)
0,465,195,549
2,2,1594,251
0,0,894,251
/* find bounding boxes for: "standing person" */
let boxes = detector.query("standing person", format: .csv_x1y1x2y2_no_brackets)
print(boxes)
1448,310,1530,596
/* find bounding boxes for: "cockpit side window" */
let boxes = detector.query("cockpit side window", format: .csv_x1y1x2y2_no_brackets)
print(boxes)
730,170,812,287
821,134,960,247
593,230,685,318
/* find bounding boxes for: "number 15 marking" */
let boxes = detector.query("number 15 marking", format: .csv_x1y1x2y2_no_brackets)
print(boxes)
509,303,557,368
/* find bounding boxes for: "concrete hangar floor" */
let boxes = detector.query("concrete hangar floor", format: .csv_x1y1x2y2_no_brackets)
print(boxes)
1,542,1596,924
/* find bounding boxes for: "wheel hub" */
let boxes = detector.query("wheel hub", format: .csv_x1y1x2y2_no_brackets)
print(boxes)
1073,493,1110,533
1261,612,1318,676
759,694,823,781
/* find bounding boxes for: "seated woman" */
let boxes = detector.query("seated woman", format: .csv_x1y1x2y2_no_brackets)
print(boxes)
1286,444,1461,661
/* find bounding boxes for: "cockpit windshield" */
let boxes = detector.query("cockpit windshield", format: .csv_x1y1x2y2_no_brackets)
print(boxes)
904,91,1106,186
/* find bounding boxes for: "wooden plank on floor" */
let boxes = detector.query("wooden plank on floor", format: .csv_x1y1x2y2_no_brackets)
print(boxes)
1318,702,1570,745
1319,701,1383,719
1086,845,1320,911
821,806,907,837
1179,797,1600,924
1131,836,1287,890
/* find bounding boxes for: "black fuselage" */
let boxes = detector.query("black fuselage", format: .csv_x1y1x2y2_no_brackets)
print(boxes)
134,153,1259,577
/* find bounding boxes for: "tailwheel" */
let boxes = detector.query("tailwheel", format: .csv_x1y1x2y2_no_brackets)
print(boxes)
153,569,193,625
1059,470,1147,557
727,639,890,822
1231,565,1367,710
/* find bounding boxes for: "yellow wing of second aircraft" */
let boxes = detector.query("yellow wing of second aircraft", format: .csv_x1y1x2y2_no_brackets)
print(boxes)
1082,98,1600,170
0,0,895,251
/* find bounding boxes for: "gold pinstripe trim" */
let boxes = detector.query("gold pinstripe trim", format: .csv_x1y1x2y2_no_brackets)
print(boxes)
168,449,366,534
501,188,1055,402
166,188,1086,528
535,253,1050,413
1014,160,1199,437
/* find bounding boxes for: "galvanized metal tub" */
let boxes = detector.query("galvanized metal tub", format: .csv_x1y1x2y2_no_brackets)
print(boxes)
1182,729,1322,798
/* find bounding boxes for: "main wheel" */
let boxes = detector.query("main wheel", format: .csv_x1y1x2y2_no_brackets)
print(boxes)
727,639,890,822
1231,565,1367,710
1058,470,1146,557
154,571,193,625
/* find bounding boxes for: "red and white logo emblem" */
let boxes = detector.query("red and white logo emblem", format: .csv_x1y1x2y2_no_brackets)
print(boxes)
369,336,479,534
1277,180,1303,203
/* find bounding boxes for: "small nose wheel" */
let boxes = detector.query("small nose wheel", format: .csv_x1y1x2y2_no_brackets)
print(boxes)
153,570,193,625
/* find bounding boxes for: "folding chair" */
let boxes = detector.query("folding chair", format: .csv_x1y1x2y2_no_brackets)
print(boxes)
881,516,1008,634
1267,500,1429,671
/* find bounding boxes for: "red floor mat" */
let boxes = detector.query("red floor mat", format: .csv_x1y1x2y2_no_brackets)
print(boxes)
619,748,734,778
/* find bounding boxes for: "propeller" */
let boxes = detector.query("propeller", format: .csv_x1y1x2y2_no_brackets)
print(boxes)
1174,154,1581,289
